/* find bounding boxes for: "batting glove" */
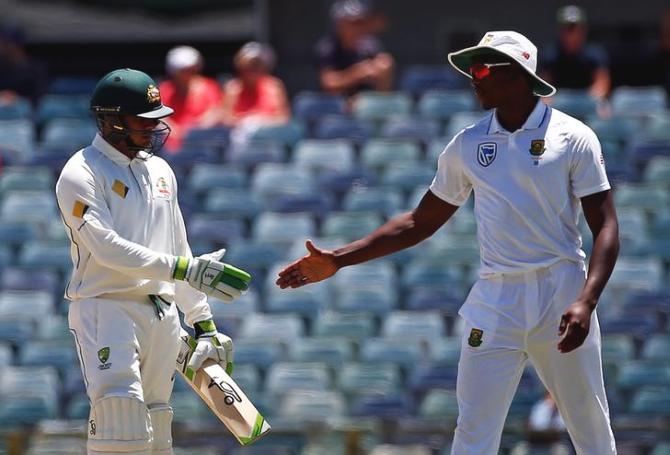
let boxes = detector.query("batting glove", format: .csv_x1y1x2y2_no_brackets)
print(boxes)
173,249,252,303
186,320,234,376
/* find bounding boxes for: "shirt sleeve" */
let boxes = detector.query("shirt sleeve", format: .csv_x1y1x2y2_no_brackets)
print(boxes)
570,124,611,198
55,161,177,281
169,170,213,327
429,133,472,206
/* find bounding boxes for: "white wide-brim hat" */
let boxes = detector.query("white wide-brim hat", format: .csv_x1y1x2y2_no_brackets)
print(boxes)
447,30,556,97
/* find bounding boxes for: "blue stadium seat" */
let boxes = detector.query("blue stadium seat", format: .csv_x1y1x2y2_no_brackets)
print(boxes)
42,118,97,150
187,215,245,246
611,86,667,116
418,389,459,419
0,395,57,426
549,89,598,119
289,338,355,367
401,66,466,93
334,261,395,290
0,343,13,366
1,267,59,295
600,314,659,337
279,390,347,422
227,364,261,395
252,163,315,205
630,387,670,416
408,364,458,392
360,338,425,367
239,314,305,342
19,242,71,274
162,145,220,167
381,116,440,143
0,245,12,267
337,362,402,395
36,315,71,342
188,164,247,193
417,90,477,122
0,221,39,246
18,340,77,373
642,335,670,361
293,92,346,121
429,338,461,365
264,287,325,318
226,140,285,167
587,115,635,145
353,92,412,122
0,290,55,321
0,97,31,120
0,119,35,163
203,188,263,219
652,442,670,455
48,77,98,96
292,139,355,172
335,286,397,315
651,211,670,238
643,156,670,185
322,211,383,241
445,111,485,137
182,126,231,152
266,193,334,217
427,138,449,163
314,115,375,142
252,212,316,246
26,144,74,170
616,360,670,390
36,95,90,123
607,257,664,293
313,311,376,340
266,362,332,395
401,260,463,292
361,139,421,169
228,339,284,368
614,183,669,211
351,390,412,418
601,334,635,364
64,392,90,419
248,121,305,148
224,240,285,271
381,162,435,192
0,318,35,345
1,190,58,223
342,187,404,218
382,311,446,341
0,166,54,193
405,288,463,314
317,168,377,194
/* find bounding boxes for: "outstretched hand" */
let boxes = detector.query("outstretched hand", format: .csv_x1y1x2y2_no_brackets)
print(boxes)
275,240,338,289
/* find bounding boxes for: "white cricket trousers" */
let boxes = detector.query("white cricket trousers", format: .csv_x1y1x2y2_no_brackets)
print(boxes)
68,296,182,453
451,260,616,455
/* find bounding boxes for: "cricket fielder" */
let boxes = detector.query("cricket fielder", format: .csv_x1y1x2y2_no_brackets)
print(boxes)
56,68,250,454
277,31,619,454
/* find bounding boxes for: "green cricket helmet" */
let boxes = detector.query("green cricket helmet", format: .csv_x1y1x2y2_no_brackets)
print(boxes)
90,68,173,155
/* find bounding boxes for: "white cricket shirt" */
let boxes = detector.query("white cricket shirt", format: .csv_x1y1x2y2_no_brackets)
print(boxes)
430,100,609,276
55,134,211,326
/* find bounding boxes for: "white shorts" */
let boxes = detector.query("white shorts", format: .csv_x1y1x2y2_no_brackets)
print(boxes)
452,260,616,455
68,296,182,406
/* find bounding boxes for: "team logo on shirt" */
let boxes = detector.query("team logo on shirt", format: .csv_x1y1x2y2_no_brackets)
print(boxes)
97,347,111,370
477,142,497,167
529,139,546,166
468,329,484,347
155,176,171,199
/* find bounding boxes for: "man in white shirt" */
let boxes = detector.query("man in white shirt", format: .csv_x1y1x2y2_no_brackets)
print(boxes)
276,31,619,454
56,68,250,454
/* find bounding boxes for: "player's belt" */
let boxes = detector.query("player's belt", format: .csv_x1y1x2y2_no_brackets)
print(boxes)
148,294,172,320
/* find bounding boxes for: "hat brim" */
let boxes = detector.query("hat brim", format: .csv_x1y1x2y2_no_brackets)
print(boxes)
137,105,174,119
447,46,556,97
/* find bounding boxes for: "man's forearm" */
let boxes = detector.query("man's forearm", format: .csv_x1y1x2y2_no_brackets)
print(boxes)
580,221,619,308
332,212,434,268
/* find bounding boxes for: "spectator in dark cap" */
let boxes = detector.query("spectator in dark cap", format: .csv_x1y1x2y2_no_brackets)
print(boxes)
0,22,47,105
539,5,610,100
315,0,394,96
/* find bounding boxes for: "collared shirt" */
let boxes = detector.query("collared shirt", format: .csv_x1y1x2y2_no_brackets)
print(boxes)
55,134,211,326
430,100,610,276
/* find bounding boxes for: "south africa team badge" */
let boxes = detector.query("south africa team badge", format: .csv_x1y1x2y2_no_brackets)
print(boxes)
529,139,546,166
477,142,497,167
468,329,484,347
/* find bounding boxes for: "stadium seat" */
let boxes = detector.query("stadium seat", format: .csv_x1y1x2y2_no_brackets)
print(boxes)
417,90,477,122
42,118,97,150
224,240,285,270
64,392,90,419
48,76,98,96
429,338,461,365
335,286,397,315
292,139,355,172
233,339,285,368
238,314,305,343
0,343,12,366
381,162,435,192
587,115,636,146
630,387,670,416
203,188,263,219
408,364,458,392
0,221,39,246
36,315,71,342
361,139,421,169
293,92,346,121
607,257,664,293
226,140,285,167
0,318,35,345
313,311,376,340
0,119,35,162
342,187,404,217
227,364,261,395
266,362,332,395
1,190,58,223
405,288,463,315
549,89,598,119
251,163,315,205
182,126,231,152
418,389,459,420
279,390,347,421
317,168,377,194
652,442,670,455
643,156,670,185
401,66,466,93
252,212,316,246
382,311,446,341
616,360,670,390
0,395,57,426
614,183,669,211
337,362,402,395
601,334,635,364
401,260,463,292
334,261,395,290
289,338,355,367
353,92,413,122
600,314,659,337
264,287,326,318
380,116,440,143
322,211,383,241
18,341,77,373
18,242,72,274
351,390,412,418
266,193,334,217
248,121,305,148
64,368,87,400
313,115,375,142
187,215,245,245
163,144,220,167
188,164,247,193
0,290,55,321
427,138,449,163
642,335,670,361
611,86,667,116
0,166,54,193
0,97,31,120
36,95,90,123
445,111,485,137
360,338,425,368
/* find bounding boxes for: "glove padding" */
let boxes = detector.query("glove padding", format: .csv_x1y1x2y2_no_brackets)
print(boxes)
173,249,251,303
186,320,234,375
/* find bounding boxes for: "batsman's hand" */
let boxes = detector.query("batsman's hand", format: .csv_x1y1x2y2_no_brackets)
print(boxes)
186,320,234,375
276,240,338,289
557,299,594,353
173,249,251,303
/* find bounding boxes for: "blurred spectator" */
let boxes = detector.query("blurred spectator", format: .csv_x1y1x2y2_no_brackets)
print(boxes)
540,5,610,100
220,42,291,147
159,45,223,151
529,392,565,432
0,22,47,105
315,0,394,96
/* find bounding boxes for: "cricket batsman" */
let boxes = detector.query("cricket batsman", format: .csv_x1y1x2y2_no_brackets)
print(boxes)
55,68,250,454
277,31,619,454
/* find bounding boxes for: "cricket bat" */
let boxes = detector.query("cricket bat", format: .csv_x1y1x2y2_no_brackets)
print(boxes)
175,335,271,445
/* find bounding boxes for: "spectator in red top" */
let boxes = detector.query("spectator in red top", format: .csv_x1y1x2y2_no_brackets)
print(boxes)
159,45,223,152
220,42,290,147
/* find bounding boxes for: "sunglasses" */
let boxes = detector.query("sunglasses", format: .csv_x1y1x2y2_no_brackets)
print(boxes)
469,62,512,80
